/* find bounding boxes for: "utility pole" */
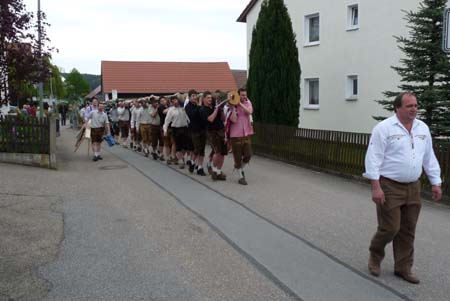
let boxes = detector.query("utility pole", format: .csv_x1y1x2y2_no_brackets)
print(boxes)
37,0,44,118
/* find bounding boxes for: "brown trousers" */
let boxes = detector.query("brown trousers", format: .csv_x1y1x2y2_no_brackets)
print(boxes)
140,124,151,145
369,176,421,273
230,136,252,169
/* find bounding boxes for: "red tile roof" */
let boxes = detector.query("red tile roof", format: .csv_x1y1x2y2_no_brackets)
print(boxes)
237,0,259,23
101,61,238,94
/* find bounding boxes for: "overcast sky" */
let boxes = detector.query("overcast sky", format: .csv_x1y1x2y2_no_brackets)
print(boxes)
23,0,250,75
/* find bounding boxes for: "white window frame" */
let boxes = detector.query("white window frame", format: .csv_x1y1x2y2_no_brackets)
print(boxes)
347,4,359,31
346,75,358,100
304,13,320,46
304,78,320,109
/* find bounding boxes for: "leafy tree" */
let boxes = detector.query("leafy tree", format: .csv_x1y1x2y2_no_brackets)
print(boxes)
376,0,450,137
44,63,65,99
246,0,301,126
0,0,54,105
64,68,90,100
0,0,33,101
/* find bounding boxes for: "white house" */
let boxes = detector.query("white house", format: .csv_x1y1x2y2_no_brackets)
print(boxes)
238,0,439,133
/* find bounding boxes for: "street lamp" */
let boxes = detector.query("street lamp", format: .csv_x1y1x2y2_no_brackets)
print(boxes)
49,69,53,105
37,0,44,119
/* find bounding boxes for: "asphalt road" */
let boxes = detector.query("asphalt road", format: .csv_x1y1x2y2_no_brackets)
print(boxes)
1,126,449,300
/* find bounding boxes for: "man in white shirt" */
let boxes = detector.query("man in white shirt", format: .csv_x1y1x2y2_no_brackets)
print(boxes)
117,101,131,147
87,103,110,161
363,92,442,284
84,98,98,122
138,99,152,157
163,95,190,168
148,97,163,160
130,100,142,151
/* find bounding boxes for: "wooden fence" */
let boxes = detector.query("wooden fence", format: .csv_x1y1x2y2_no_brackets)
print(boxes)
252,123,450,197
0,115,50,154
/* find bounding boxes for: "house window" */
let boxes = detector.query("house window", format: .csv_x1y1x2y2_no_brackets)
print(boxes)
347,4,359,30
305,14,320,46
305,78,319,109
346,75,358,100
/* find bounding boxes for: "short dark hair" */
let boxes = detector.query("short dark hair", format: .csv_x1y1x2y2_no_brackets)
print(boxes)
188,89,198,97
238,88,247,95
394,92,415,112
170,95,178,101
203,91,212,98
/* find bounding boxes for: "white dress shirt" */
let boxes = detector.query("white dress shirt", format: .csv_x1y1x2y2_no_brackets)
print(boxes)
138,107,152,124
130,106,142,130
363,115,441,185
163,107,189,134
117,107,130,121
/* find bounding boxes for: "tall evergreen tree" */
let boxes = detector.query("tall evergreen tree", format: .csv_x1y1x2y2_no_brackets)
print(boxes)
246,0,301,126
376,0,450,137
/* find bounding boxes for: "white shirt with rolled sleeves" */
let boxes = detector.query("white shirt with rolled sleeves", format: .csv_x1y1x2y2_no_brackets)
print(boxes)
130,106,142,131
163,107,190,135
117,107,130,121
363,115,441,186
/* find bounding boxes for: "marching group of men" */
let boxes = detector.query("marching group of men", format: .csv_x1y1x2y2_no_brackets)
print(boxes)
82,88,253,185
79,90,445,284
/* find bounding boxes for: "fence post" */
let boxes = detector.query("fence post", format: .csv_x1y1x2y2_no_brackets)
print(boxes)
49,117,57,169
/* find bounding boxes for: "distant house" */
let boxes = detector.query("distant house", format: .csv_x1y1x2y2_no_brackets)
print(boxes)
85,85,102,100
101,61,238,99
237,0,435,133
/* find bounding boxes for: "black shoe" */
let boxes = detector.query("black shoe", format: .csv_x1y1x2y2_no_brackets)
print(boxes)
97,155,103,160
189,164,195,173
130,142,134,149
159,156,165,161
92,156,98,162
152,152,158,160
238,177,248,185
216,173,227,181
197,168,206,176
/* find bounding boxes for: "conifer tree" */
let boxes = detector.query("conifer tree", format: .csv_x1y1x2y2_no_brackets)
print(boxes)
246,0,301,126
376,0,450,137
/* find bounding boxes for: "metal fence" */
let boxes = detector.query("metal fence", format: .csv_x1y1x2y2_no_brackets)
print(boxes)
252,123,450,197
0,115,50,154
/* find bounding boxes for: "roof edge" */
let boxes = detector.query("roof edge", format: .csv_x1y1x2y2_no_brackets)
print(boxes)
101,60,230,65
237,0,259,23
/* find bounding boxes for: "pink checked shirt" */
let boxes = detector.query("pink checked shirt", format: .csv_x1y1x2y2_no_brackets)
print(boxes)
229,100,254,138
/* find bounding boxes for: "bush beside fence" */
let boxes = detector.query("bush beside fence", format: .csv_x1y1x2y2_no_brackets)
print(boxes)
252,123,450,198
